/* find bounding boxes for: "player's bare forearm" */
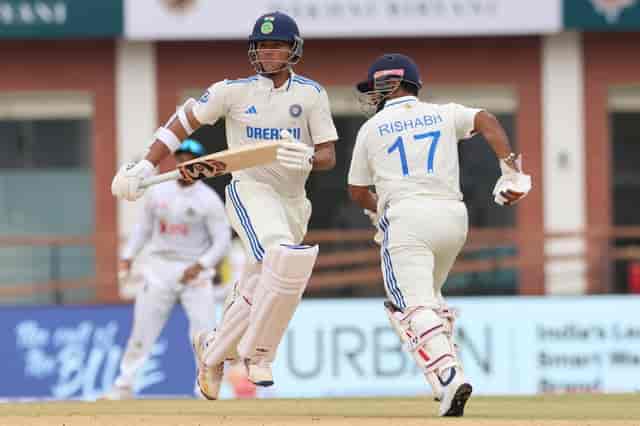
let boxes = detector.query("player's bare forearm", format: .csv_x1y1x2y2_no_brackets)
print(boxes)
312,141,336,171
145,141,172,166
348,184,378,212
145,107,203,166
474,111,519,170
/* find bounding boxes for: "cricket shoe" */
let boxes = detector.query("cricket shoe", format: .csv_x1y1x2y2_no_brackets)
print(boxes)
438,367,472,417
192,330,224,400
245,359,274,387
99,384,133,400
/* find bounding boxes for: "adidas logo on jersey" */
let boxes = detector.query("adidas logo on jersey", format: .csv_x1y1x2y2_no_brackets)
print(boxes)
245,105,257,114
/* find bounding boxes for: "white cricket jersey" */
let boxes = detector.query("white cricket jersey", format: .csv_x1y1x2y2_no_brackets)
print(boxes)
348,96,481,209
192,72,338,197
122,181,231,268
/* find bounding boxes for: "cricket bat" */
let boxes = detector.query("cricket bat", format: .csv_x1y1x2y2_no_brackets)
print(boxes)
140,142,281,189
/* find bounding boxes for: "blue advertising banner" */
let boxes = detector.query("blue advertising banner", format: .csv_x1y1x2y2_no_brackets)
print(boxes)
2,296,639,400
0,304,195,400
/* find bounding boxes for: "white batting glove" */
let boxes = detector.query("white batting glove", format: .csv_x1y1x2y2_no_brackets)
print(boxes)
364,209,383,246
111,159,155,201
492,154,532,206
277,130,314,172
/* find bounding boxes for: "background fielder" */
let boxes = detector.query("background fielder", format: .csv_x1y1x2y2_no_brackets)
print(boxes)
111,11,338,399
348,54,531,417
105,139,231,399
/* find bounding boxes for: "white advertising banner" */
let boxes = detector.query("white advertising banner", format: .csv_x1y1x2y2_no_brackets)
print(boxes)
126,0,562,40
217,296,640,398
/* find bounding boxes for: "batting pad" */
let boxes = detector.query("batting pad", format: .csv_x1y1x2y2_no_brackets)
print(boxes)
384,302,457,375
237,244,319,362
202,271,260,367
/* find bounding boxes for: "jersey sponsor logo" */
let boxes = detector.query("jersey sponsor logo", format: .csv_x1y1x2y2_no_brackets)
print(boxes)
198,89,210,104
289,104,302,118
245,105,258,114
246,126,301,140
377,114,443,136
159,220,189,236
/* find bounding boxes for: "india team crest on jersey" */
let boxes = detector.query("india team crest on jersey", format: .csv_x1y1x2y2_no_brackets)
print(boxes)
289,104,302,118
591,0,637,23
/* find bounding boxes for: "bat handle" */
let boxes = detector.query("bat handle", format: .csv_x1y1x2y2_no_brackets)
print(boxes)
140,170,181,189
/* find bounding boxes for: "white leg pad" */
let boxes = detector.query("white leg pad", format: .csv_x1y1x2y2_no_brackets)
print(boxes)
384,301,441,399
436,303,463,371
384,301,457,375
237,244,319,362
201,267,260,367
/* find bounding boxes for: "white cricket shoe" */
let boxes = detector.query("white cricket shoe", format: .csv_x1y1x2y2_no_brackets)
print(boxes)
192,331,224,400
245,359,274,387
438,367,472,417
100,385,133,400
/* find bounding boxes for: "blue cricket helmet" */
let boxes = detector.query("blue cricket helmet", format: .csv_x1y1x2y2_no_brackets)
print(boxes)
175,139,205,157
356,53,423,116
248,12,303,73
356,53,423,93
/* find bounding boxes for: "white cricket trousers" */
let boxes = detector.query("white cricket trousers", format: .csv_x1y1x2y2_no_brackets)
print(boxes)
379,197,468,310
114,254,217,390
225,179,311,262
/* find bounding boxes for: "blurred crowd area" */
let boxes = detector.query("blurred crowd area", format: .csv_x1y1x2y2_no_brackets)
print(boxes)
1,1,640,304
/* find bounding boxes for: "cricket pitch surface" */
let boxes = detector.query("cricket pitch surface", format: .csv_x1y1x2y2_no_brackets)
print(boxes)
1,394,638,426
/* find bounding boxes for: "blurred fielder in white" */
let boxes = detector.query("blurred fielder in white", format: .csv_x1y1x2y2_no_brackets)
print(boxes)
104,139,231,400
348,54,531,417
110,11,338,399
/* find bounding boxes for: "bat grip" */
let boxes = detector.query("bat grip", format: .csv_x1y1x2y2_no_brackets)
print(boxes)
140,170,181,189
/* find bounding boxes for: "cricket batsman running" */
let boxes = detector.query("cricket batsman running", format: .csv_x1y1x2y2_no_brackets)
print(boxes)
347,54,531,416
111,11,338,399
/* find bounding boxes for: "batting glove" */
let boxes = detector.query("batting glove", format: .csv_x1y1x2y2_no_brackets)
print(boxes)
277,130,314,173
111,159,155,201
492,154,532,206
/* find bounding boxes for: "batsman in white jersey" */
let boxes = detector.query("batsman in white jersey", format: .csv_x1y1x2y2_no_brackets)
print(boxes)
111,11,338,399
105,140,231,399
348,54,532,417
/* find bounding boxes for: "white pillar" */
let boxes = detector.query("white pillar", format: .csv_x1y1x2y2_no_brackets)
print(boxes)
115,41,157,241
542,32,587,294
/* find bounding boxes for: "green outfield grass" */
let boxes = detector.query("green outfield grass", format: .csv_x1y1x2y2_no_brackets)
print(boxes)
0,394,638,426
